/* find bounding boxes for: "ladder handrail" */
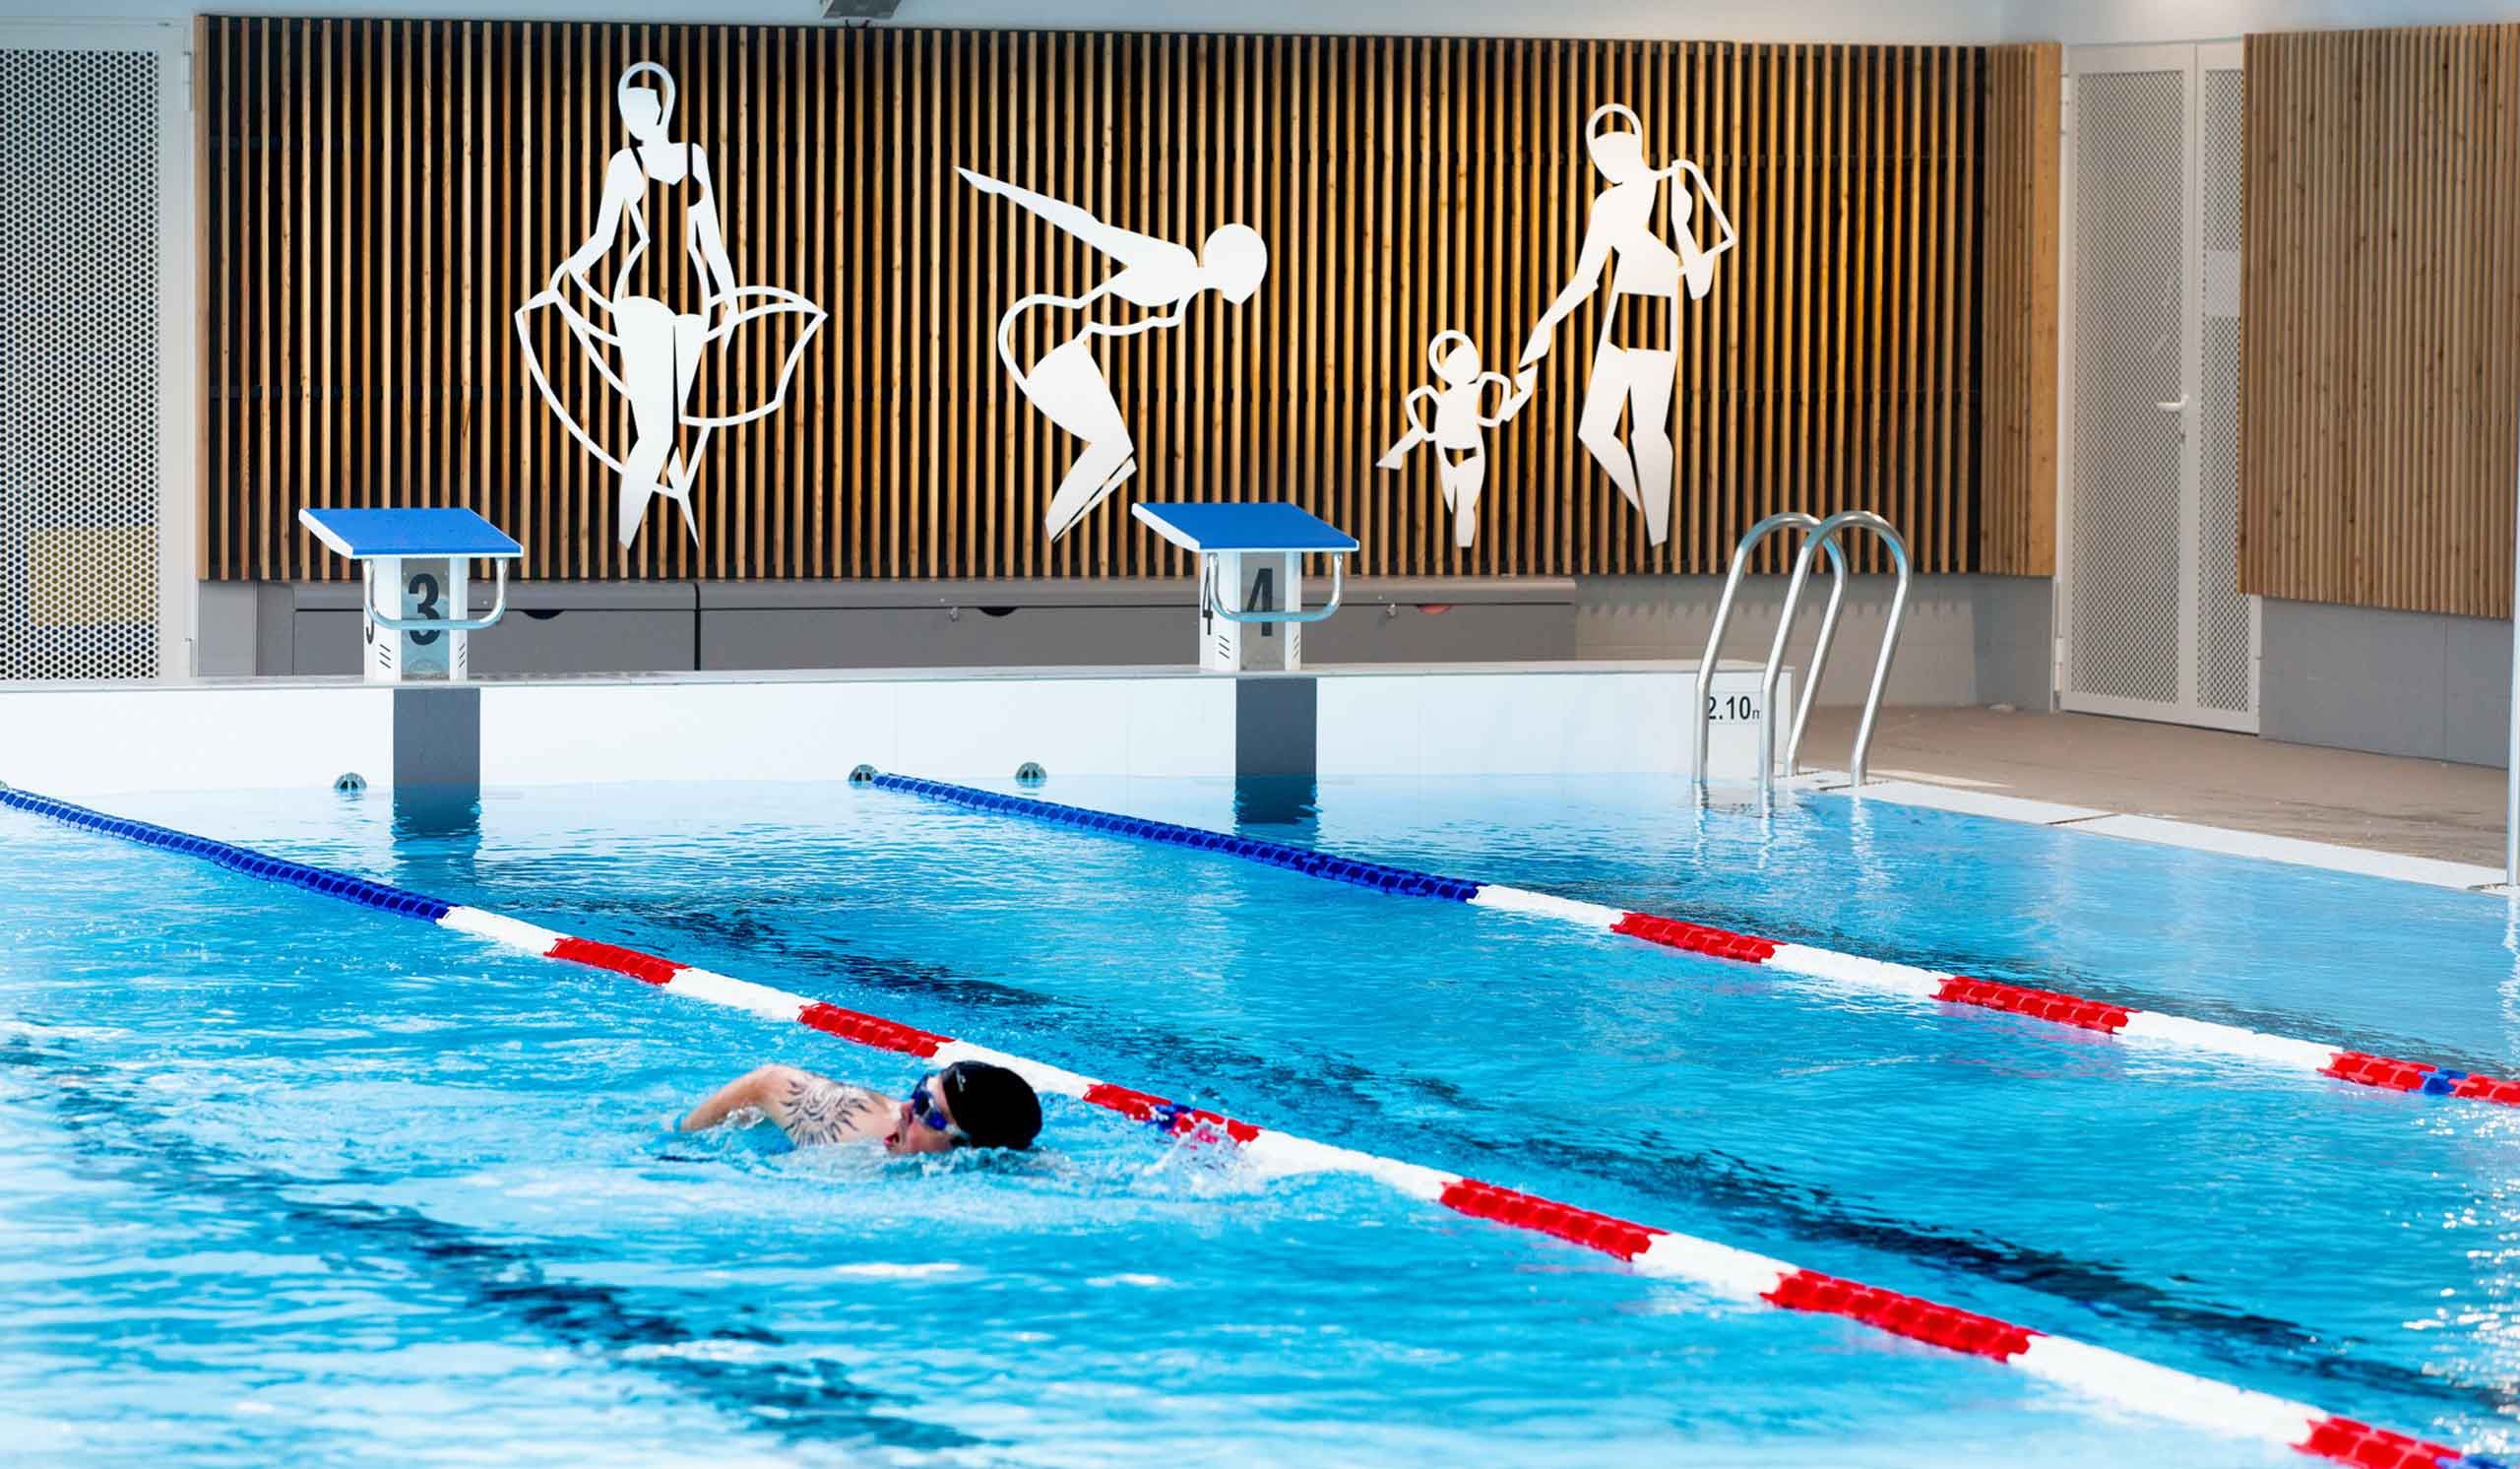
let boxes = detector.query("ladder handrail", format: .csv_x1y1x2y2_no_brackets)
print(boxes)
1691,512,1849,785
1762,510,1912,792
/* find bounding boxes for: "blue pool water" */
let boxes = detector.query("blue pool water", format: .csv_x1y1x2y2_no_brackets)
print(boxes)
2,775,2516,1465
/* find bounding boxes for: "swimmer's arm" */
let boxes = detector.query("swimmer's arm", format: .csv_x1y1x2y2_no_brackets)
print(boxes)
679,1064,894,1145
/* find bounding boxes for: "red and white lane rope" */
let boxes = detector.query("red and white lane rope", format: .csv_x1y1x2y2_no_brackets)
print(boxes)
870,773,2520,1111
440,911,2480,1468
0,786,2484,1467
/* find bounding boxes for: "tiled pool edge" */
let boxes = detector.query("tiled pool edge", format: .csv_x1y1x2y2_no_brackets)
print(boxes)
1801,774,2510,893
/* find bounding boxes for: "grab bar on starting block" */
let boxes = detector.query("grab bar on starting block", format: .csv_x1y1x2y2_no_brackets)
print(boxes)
1200,553,1347,626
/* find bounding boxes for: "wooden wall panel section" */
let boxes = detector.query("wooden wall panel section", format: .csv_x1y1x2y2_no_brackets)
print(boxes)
2242,25,2520,618
1977,42,2058,577
199,19,2019,582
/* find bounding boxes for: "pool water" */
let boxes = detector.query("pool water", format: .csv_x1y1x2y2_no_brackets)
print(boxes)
2,775,2515,1466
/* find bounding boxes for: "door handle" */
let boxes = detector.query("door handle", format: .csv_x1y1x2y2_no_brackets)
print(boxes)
2155,396,2188,412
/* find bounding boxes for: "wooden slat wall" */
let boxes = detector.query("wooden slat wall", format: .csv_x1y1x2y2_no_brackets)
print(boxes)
1977,43,2059,577
199,19,2025,583
2242,25,2520,618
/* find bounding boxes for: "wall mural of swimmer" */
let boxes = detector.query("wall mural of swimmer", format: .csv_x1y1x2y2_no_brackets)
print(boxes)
1518,102,1736,547
960,167,1268,543
1376,331,1536,549
515,62,826,550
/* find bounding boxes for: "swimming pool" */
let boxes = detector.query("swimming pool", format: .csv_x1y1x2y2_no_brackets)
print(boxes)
2,775,2514,1465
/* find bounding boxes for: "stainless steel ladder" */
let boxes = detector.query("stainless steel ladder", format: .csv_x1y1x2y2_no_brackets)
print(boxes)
1690,510,1913,797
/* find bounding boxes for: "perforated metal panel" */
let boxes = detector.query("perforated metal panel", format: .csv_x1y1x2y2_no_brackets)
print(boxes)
0,48,159,680
2197,66,2254,717
2068,69,2184,708
2062,49,2257,732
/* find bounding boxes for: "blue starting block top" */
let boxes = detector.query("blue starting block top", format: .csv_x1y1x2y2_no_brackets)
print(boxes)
298,507,523,561
1131,501,1358,556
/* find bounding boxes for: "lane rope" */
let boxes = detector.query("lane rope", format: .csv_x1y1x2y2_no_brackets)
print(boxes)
865,773,2520,1111
0,783,2501,1466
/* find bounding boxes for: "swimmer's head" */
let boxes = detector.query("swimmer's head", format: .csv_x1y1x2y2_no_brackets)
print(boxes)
1430,331,1482,386
617,62,676,144
1201,224,1269,305
886,1060,1042,1156
1586,102,1651,184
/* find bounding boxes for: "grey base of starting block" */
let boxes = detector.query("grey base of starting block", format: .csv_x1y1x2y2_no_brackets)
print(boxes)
1234,676,1316,781
393,687,480,794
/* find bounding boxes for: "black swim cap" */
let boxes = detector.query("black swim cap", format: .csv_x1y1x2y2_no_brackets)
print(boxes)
944,1060,1042,1151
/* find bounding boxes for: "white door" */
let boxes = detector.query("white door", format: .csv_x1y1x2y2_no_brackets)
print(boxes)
2059,42,2258,732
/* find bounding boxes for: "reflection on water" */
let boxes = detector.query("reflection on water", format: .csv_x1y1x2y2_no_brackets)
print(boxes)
1232,776,1317,828
392,784,481,842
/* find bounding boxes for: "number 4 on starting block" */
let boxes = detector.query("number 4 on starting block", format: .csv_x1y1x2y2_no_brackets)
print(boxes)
1130,502,1357,672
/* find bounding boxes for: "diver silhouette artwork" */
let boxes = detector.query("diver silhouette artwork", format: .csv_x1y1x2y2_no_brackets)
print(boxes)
1376,332,1536,548
1519,103,1735,546
515,62,825,549
960,168,1268,542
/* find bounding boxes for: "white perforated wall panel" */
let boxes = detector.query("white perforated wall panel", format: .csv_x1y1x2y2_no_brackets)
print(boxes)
0,47,159,681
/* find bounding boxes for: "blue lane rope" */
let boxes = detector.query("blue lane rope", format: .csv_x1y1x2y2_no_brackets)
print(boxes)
863,774,1482,902
0,787,452,924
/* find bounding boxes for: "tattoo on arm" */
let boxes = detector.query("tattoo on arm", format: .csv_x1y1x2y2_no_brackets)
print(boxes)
779,1075,892,1147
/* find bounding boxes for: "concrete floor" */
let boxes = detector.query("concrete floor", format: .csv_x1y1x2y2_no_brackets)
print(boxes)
1797,706,2507,868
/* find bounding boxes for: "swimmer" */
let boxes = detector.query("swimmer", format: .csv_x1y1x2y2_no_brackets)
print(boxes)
680,1060,1043,1154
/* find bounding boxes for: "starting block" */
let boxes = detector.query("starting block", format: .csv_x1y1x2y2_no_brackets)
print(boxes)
1132,502,1357,672
297,507,522,683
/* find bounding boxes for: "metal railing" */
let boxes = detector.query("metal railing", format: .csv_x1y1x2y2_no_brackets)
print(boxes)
1690,510,1913,798
1692,513,1847,788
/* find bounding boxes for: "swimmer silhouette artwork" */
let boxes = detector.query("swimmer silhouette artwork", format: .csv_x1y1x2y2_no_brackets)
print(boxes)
1376,331,1536,548
960,168,1268,541
515,62,825,549
1519,103,1736,546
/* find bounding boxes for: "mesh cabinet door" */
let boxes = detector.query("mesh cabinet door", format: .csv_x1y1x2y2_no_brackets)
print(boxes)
2062,44,2258,732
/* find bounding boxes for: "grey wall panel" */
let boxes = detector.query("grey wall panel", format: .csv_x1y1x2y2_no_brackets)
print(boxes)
292,609,699,676
286,580,700,676
2259,599,2451,763
255,581,295,675
704,607,1181,671
2443,613,2511,770
1303,603,1575,664
1973,576,2055,710
1572,574,2022,707
194,582,258,676
700,582,1579,671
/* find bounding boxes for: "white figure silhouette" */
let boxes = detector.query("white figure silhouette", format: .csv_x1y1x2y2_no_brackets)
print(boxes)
1518,103,1735,546
515,62,825,548
1376,331,1536,548
960,168,1267,542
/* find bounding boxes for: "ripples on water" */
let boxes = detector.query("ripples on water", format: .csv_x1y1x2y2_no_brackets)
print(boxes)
0,776,2514,1465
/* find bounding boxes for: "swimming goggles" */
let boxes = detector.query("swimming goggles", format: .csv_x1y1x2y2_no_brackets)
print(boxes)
906,1072,967,1141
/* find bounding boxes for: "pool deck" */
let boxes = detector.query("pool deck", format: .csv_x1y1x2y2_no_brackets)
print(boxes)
1798,706,2507,886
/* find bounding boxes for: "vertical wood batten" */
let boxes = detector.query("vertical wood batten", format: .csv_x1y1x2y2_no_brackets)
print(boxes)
2241,23,2520,617
201,19,2018,583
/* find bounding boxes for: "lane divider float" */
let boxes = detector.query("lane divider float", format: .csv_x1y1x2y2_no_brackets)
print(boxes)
0,782,2499,1467
865,773,2520,1111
